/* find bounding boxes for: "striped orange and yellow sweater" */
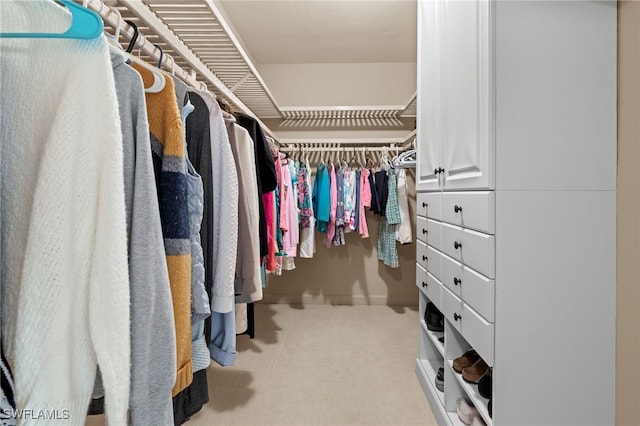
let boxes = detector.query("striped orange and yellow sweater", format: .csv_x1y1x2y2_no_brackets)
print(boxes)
132,63,193,396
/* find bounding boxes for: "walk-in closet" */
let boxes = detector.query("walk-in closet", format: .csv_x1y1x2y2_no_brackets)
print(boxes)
1,1,638,425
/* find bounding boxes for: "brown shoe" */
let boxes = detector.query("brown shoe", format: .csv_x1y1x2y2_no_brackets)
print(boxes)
462,358,489,384
452,349,480,373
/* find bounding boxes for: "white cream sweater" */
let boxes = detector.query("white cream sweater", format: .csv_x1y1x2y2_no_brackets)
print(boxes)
0,1,130,424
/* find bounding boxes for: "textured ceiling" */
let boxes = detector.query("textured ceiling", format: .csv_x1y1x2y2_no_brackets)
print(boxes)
216,0,417,65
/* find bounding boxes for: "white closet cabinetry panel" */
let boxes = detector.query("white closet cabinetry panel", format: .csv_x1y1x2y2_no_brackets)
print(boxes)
495,0,616,191
416,0,442,192
415,1,616,425
493,190,615,426
441,0,494,191
416,0,494,192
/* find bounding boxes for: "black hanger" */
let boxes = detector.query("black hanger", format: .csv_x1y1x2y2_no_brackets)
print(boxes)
154,44,164,68
125,20,139,53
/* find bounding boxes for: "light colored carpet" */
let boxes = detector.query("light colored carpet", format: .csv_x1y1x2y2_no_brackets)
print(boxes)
87,304,437,426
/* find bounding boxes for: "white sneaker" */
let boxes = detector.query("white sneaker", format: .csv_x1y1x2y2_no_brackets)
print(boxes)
457,398,480,425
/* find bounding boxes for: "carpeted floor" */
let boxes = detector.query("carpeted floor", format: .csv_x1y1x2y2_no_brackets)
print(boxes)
87,303,437,426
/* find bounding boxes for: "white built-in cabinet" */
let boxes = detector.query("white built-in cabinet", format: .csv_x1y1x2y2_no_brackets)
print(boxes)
415,1,617,425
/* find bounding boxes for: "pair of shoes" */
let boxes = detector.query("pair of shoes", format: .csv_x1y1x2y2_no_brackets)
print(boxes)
457,398,479,425
453,349,479,373
435,367,444,392
462,358,489,384
477,370,492,399
425,302,444,332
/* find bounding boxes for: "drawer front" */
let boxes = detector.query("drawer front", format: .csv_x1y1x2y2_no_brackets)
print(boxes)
417,264,444,308
416,263,428,295
441,252,495,322
417,216,428,244
461,304,495,366
425,271,443,308
441,223,495,279
426,245,443,283
416,240,429,271
441,285,463,334
417,192,443,221
442,191,495,234
425,219,442,251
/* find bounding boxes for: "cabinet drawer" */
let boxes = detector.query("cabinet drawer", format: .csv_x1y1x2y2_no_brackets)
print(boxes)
417,216,427,244
441,286,463,335
426,245,443,283
442,191,495,234
461,304,494,366
426,219,442,251
417,192,442,220
417,264,443,308
417,218,442,249
441,252,495,322
416,240,429,270
441,223,495,279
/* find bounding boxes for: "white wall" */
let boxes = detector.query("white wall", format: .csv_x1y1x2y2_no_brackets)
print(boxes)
258,62,416,107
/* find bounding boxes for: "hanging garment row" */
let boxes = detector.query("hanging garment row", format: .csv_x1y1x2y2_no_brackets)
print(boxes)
0,1,275,425
265,147,414,273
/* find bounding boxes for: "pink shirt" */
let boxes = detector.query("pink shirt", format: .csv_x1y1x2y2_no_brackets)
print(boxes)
281,161,299,256
359,168,371,238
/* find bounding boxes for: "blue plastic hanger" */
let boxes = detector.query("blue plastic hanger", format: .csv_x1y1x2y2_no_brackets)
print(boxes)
0,0,103,40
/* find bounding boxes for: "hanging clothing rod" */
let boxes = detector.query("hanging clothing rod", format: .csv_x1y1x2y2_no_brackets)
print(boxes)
278,146,399,153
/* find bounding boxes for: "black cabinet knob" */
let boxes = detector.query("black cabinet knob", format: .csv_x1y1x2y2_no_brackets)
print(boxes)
422,255,428,261
422,202,428,208
454,241,462,249
422,229,427,235
454,205,462,213
422,282,427,288
434,168,439,175
439,167,445,174
454,277,461,286
454,313,462,321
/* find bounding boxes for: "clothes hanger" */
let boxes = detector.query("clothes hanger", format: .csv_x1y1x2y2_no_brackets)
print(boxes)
130,39,166,93
125,20,139,53
0,0,103,40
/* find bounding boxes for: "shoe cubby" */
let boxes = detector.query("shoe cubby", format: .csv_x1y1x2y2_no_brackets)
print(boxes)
417,291,445,404
445,321,492,426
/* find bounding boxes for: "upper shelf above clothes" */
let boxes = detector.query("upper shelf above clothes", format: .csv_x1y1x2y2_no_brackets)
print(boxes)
84,0,416,129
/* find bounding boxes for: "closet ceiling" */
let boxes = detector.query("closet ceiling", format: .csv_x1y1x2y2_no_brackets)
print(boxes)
99,0,416,136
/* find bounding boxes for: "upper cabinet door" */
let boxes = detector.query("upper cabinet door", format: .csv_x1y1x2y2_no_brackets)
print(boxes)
416,0,442,192
441,0,494,191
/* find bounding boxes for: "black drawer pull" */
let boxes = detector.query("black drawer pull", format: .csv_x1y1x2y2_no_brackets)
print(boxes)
422,255,428,261
422,229,427,235
454,205,462,213
454,277,461,286
422,202,428,208
454,313,462,321
422,282,427,288
454,241,462,250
